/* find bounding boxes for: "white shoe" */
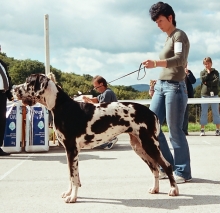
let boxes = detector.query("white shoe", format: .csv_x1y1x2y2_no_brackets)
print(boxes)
159,170,168,179
174,174,192,184
200,129,205,136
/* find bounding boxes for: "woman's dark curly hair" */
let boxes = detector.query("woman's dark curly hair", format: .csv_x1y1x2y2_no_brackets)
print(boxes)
149,2,176,26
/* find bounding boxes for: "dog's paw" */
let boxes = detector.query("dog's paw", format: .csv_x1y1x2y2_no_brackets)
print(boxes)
168,186,179,196
148,186,159,194
61,191,71,198
64,196,77,203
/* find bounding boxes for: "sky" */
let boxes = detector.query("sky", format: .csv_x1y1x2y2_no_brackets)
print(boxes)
1,0,220,86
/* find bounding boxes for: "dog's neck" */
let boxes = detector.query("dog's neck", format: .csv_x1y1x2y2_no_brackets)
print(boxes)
43,80,59,110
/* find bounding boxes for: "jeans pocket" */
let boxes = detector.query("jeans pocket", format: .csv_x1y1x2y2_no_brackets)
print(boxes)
166,82,179,91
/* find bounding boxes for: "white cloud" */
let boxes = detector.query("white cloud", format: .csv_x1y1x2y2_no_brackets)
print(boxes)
1,0,220,86
56,47,161,86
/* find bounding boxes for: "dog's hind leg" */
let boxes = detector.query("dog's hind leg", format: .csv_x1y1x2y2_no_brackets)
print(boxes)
156,154,179,196
139,132,178,196
61,147,81,203
129,134,160,194
139,131,179,196
129,133,179,196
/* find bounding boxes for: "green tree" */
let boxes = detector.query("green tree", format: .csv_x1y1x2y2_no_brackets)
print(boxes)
0,53,153,101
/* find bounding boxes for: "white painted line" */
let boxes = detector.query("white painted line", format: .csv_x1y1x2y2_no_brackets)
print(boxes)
203,140,211,145
0,154,34,181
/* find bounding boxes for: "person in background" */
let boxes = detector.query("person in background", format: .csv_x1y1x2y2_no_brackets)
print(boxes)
200,57,220,136
142,2,192,183
182,64,196,135
0,59,13,156
82,75,118,150
149,80,157,97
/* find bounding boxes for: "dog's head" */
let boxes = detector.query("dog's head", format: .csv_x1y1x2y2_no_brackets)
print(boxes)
13,74,51,107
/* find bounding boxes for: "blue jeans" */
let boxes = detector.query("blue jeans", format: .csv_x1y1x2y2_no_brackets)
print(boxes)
149,80,192,180
182,105,189,134
200,95,220,125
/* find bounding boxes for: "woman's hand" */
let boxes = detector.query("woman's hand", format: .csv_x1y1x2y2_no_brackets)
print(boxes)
142,60,156,69
206,69,211,74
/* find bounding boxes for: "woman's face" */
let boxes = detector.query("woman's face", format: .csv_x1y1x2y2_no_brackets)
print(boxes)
155,15,172,32
204,61,212,71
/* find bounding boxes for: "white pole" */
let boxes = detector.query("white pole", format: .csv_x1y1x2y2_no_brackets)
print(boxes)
44,14,50,75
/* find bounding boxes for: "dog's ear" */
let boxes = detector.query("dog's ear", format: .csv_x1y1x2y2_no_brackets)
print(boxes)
33,74,49,93
26,74,38,84
33,75,41,92
24,74,41,93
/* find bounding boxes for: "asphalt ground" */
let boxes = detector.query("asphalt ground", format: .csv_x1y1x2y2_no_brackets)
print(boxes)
0,132,220,213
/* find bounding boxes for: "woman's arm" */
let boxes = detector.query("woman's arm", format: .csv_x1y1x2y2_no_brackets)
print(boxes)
142,59,167,69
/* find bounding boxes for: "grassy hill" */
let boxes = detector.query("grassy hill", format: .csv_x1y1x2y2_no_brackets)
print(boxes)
131,78,201,92
130,84,149,92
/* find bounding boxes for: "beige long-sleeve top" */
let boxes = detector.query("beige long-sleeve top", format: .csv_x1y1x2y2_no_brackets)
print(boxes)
159,28,190,82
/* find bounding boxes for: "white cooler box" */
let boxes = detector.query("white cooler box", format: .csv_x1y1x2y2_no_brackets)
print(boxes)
25,104,49,152
2,101,23,153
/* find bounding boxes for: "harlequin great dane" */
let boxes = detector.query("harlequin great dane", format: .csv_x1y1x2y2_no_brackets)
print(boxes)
13,74,179,203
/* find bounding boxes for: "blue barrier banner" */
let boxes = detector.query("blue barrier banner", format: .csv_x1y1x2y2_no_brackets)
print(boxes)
30,107,45,146
4,106,17,147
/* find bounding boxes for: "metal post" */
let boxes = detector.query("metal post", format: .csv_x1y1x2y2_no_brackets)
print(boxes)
44,14,50,75
196,105,197,123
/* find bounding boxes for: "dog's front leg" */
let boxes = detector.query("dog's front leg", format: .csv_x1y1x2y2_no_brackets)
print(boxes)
61,149,81,203
149,169,159,194
61,181,72,198
62,182,79,203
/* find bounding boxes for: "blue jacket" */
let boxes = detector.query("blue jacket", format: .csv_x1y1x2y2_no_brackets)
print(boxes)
185,70,196,98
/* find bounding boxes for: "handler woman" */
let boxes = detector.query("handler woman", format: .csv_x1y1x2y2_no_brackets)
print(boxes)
142,2,192,183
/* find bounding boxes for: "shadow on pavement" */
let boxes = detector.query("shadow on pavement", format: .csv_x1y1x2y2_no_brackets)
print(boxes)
76,194,220,209
190,178,220,184
0,152,117,164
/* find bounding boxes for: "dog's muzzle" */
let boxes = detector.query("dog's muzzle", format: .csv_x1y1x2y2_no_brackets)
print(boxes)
12,84,27,100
